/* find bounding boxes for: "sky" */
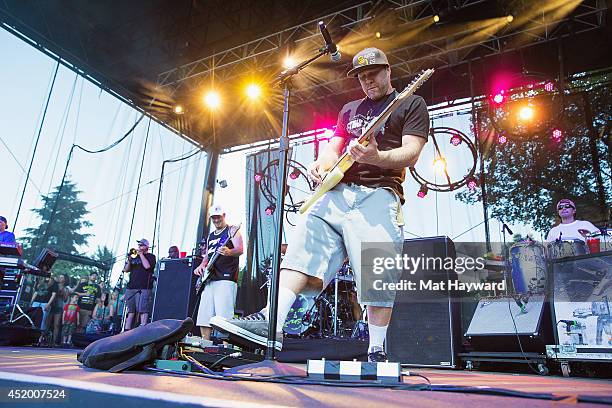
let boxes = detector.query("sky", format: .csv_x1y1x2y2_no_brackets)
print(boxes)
0,27,539,286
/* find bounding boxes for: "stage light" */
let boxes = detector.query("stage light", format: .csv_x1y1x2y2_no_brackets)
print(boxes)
283,56,297,69
433,156,447,174
450,134,462,146
254,173,263,183
204,91,221,110
506,15,514,23
217,179,228,188
246,84,262,100
322,128,335,138
492,91,506,105
497,133,507,145
375,31,381,39
518,105,535,121
417,184,428,198
551,128,563,142
289,168,300,180
433,15,440,23
467,178,478,190
544,81,555,92
173,105,184,114
265,204,276,215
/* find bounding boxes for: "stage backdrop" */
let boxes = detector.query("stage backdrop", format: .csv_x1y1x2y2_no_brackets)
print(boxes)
237,148,293,314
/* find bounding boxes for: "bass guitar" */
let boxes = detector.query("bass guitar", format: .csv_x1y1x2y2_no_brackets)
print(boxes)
194,223,242,296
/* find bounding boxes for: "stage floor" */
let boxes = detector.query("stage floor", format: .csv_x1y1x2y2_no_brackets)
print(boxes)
0,346,610,407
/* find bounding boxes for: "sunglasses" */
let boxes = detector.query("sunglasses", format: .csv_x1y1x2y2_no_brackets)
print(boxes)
557,204,575,210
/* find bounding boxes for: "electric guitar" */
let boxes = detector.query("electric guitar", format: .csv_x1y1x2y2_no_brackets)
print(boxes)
194,223,242,296
299,68,435,214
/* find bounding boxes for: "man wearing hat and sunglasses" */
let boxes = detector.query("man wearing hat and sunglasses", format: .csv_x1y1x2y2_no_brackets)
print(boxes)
123,238,156,330
546,199,599,242
194,205,243,340
0,216,16,244
211,48,429,362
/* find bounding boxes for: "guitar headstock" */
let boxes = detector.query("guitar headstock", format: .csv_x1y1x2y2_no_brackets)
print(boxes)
398,69,435,98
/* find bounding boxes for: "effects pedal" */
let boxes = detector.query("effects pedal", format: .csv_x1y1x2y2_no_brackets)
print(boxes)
307,359,402,383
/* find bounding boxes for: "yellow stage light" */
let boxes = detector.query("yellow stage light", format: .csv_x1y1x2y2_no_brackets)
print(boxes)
283,56,297,69
375,31,381,39
204,91,221,110
518,105,534,121
506,15,514,23
433,156,447,174
433,15,440,23
246,84,262,100
173,105,184,114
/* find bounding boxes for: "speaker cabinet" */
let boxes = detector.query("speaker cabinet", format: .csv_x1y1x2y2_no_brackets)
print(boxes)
387,236,461,367
465,295,553,352
152,256,201,322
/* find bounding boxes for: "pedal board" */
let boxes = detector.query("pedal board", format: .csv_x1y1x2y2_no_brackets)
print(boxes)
185,345,264,368
307,359,402,383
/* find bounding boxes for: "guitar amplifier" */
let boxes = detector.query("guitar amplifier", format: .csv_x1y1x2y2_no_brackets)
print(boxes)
152,256,202,322
387,236,462,367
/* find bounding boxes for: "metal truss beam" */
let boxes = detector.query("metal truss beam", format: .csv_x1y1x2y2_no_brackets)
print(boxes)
289,0,607,105
157,0,607,104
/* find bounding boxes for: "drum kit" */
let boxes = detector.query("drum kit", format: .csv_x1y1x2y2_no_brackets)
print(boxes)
509,228,611,296
261,259,364,339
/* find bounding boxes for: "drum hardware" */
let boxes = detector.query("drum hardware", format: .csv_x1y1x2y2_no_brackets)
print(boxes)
281,263,359,339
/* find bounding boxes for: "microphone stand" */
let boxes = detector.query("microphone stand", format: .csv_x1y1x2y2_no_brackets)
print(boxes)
265,46,330,361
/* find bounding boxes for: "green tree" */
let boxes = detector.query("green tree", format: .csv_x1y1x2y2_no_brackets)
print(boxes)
22,179,92,265
457,73,611,233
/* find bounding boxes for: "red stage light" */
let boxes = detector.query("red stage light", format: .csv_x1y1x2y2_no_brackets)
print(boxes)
265,204,276,215
254,173,263,183
450,134,462,146
544,81,555,92
492,91,505,105
551,128,563,141
467,179,478,190
497,134,507,145
289,168,300,180
417,184,428,198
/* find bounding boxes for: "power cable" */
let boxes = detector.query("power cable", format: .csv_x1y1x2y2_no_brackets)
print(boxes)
124,118,152,254
33,112,145,252
0,136,43,195
152,147,203,252
13,60,60,232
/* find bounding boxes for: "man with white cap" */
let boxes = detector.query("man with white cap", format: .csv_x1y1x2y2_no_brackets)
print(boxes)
546,198,599,242
194,205,243,340
123,238,156,330
211,47,429,362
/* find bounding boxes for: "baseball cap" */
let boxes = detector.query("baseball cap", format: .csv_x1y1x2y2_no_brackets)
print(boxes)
210,205,224,217
347,47,390,77
137,238,150,247
0,216,7,224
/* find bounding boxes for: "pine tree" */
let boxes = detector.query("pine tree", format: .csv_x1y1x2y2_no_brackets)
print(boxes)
457,73,611,233
22,179,92,260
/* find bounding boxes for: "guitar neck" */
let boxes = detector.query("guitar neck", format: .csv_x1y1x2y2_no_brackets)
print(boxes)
327,69,434,174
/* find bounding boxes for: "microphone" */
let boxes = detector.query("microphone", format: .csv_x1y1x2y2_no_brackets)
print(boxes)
318,21,341,62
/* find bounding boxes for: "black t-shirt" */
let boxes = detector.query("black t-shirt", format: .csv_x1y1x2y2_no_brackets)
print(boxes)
75,281,100,311
334,92,430,203
127,253,157,290
35,281,59,303
206,226,239,282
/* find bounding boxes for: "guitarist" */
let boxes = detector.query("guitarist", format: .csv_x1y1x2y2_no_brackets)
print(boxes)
211,48,429,361
193,205,243,340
